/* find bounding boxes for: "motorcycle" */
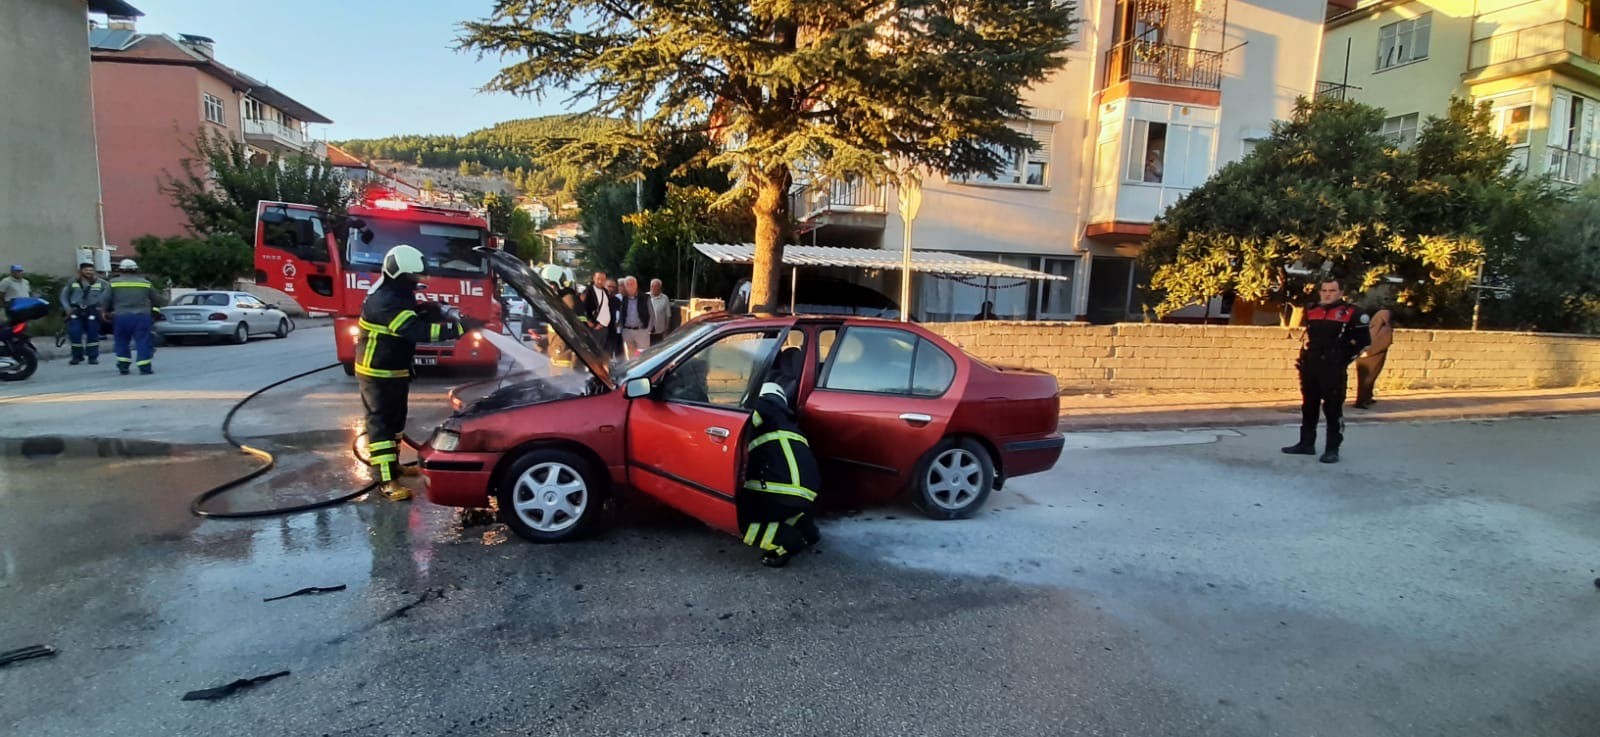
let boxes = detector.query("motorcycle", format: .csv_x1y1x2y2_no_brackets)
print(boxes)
1,297,48,382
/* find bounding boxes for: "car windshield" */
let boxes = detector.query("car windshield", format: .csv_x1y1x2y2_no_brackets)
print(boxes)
175,293,230,307
346,217,487,278
614,323,716,382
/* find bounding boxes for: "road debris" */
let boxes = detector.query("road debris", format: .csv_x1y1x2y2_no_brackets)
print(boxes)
263,584,347,602
0,644,56,668
181,670,290,701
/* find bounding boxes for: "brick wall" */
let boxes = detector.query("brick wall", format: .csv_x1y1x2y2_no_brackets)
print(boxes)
925,322,1600,393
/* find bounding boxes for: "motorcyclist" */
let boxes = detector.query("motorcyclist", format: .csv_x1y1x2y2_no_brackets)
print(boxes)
355,244,466,500
60,262,109,365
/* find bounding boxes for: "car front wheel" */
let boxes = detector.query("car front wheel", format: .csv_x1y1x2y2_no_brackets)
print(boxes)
274,317,290,339
496,448,605,543
912,438,995,520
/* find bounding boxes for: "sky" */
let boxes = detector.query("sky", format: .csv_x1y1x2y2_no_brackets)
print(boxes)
126,0,574,140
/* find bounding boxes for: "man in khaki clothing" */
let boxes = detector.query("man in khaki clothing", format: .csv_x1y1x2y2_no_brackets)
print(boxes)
1354,307,1393,409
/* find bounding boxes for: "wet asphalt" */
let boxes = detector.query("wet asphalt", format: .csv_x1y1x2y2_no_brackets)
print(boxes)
3,414,1599,736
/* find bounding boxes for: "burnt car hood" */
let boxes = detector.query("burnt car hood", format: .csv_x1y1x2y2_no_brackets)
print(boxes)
458,375,592,417
479,248,612,387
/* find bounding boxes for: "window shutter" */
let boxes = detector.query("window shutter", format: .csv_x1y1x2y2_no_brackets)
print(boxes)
1552,92,1570,149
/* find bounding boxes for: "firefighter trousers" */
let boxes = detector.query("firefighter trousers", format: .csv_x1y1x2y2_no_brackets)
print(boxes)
112,313,153,373
359,374,410,483
739,495,820,557
67,312,101,362
1298,361,1347,450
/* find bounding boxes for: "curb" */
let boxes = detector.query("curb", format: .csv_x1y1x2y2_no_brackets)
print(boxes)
0,428,360,460
1059,405,1600,432
0,436,180,460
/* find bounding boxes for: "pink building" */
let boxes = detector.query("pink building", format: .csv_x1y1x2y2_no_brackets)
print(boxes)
89,23,330,247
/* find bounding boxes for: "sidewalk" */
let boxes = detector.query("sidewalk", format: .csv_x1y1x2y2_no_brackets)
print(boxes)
1059,387,1600,431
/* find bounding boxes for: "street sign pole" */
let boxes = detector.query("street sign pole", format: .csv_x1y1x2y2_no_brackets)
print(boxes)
896,177,922,323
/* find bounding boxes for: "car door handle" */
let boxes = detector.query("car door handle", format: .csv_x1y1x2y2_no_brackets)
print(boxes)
705,426,731,440
900,413,932,425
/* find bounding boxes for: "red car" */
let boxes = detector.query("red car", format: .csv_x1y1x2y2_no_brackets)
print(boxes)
420,251,1065,543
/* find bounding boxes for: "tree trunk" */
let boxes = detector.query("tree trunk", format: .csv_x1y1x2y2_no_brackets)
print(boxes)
749,171,789,311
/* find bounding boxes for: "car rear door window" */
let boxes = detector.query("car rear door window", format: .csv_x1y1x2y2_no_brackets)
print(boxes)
659,330,780,408
911,339,957,396
820,326,955,398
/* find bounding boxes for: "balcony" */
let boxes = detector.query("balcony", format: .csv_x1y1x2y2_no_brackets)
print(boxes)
1468,21,1600,82
789,178,889,238
243,117,310,153
1315,81,1360,101
1103,40,1225,92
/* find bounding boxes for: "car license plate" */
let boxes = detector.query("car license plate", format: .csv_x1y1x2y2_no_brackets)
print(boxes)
414,355,438,366
173,314,200,322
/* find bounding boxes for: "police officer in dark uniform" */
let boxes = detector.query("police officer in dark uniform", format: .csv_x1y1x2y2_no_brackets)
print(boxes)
738,349,821,567
355,244,465,500
1283,277,1370,464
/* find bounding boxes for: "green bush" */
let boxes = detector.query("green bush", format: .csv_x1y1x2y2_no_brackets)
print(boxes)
132,233,252,289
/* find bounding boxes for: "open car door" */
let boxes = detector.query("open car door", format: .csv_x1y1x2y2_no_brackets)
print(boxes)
623,327,789,535
255,201,341,315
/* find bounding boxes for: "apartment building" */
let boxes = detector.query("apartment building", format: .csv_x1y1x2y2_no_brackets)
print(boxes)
792,0,1326,322
89,19,331,246
1322,0,1600,184
1,0,141,276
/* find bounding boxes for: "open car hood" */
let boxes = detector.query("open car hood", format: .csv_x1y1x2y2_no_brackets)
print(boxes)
479,248,613,387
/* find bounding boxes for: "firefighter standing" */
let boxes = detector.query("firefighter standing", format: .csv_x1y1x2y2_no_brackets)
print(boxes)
355,245,464,501
101,259,164,375
1283,278,1370,464
61,262,108,365
738,353,822,567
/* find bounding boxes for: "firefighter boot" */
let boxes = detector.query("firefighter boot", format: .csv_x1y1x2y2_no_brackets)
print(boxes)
377,481,413,501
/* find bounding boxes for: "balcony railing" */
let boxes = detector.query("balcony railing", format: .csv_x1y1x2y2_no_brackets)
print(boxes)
1103,40,1225,91
789,178,889,221
1469,21,1600,70
1315,80,1360,101
243,118,308,149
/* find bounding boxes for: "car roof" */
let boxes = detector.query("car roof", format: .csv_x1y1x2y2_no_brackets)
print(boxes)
707,312,934,333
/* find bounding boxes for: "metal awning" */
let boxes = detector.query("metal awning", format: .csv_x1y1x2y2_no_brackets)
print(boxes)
692,243,1070,280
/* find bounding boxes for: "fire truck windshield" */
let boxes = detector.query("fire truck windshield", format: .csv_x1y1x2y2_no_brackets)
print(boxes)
346,219,487,278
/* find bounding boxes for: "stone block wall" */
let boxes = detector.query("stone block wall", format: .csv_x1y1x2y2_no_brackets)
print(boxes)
924,322,1600,393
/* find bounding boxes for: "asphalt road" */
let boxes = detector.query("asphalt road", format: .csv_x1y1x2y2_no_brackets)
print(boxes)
2,415,1597,736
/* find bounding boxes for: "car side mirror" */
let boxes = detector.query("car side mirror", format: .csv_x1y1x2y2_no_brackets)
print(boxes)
623,377,652,400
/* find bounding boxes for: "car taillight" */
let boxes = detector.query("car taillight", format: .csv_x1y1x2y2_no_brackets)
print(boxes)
208,312,228,321
10,323,25,335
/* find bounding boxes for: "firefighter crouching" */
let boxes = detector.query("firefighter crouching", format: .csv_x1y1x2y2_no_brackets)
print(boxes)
101,259,164,375
356,244,467,500
739,355,822,567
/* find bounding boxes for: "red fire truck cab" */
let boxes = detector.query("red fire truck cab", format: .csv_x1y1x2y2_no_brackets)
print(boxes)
254,195,504,375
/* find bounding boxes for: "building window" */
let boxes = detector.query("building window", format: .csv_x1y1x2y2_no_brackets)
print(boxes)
1377,14,1430,70
965,120,1053,187
1036,257,1078,320
1549,89,1599,184
1486,90,1533,171
1125,119,1215,187
1381,113,1419,150
243,97,263,121
203,93,226,125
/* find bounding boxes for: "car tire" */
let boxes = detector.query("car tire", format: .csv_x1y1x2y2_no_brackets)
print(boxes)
274,317,290,339
496,448,606,543
231,322,249,345
341,362,356,377
911,438,996,520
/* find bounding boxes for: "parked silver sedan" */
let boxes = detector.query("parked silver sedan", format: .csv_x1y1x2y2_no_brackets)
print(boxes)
154,291,291,345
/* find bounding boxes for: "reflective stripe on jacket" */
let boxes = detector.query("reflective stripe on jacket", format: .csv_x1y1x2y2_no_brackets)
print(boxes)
354,281,462,379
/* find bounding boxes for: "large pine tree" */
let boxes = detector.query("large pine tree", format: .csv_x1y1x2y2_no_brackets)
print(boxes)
458,0,1075,309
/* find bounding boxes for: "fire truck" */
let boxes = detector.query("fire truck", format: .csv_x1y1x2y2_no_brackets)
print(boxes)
253,194,504,375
